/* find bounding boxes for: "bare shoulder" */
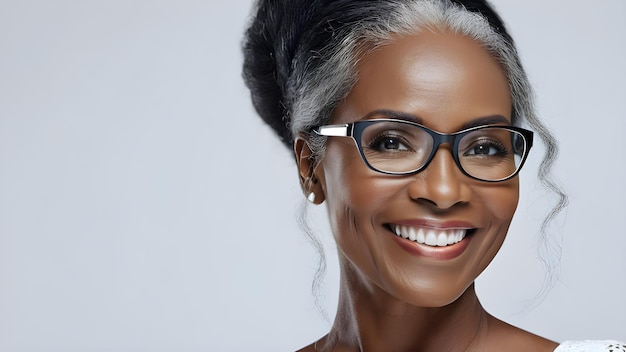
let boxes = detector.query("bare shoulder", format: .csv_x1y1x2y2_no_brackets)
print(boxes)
295,342,317,352
485,314,558,352
296,342,317,352
295,336,354,352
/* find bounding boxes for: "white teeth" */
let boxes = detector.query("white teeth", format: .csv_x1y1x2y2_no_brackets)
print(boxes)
416,228,425,244
408,227,417,241
437,232,448,246
455,230,463,243
425,232,437,246
392,225,468,247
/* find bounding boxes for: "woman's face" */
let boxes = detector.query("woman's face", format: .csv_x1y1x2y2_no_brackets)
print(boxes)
314,31,518,307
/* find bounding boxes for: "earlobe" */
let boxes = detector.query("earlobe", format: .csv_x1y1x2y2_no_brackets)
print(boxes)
294,135,325,204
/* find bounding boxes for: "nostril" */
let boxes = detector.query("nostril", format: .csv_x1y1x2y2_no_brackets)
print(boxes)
414,197,438,207
412,196,468,211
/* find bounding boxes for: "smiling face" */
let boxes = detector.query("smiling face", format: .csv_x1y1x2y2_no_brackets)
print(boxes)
311,31,518,307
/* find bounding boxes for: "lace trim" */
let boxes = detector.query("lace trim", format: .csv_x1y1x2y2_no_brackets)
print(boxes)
555,340,626,352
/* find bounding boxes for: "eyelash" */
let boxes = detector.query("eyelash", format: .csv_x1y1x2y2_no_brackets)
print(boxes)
365,132,413,152
462,138,509,156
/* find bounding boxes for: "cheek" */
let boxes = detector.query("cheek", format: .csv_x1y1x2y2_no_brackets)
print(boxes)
320,144,362,233
320,143,407,226
474,180,519,266
318,143,399,262
483,180,519,224
320,142,384,215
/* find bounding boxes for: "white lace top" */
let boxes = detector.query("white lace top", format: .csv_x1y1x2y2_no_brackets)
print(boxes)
555,341,626,352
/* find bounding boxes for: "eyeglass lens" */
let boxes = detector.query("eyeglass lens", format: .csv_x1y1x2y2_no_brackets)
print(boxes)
359,121,526,181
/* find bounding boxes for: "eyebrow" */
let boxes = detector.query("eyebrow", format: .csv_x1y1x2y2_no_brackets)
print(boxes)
461,115,511,129
362,110,511,130
362,110,423,124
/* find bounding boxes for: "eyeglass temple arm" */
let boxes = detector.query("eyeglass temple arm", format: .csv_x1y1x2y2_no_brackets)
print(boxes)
315,124,350,137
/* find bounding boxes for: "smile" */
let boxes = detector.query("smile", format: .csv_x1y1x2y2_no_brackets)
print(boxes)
391,225,472,247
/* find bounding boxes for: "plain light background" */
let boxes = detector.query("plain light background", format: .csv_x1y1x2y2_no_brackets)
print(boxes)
0,0,625,351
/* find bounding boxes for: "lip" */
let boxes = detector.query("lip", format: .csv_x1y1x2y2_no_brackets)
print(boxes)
392,219,476,229
386,219,477,260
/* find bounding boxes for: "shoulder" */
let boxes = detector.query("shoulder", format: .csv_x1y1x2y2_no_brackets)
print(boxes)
485,315,558,351
296,344,316,352
554,340,626,352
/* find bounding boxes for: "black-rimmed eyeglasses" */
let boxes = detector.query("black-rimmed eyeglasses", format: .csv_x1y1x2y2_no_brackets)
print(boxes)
314,119,533,182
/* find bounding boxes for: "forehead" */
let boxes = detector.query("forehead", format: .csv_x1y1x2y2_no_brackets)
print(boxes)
332,31,512,132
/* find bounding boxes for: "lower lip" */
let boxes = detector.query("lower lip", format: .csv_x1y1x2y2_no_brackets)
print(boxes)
390,230,472,260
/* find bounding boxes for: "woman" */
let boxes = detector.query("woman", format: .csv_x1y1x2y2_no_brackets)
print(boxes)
242,0,625,351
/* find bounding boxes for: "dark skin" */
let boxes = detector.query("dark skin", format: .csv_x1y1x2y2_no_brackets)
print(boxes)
295,31,559,352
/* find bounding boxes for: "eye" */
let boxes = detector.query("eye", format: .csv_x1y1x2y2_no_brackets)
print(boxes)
463,138,508,157
368,133,412,152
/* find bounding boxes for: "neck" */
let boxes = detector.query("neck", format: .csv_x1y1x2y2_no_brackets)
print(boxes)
319,261,490,352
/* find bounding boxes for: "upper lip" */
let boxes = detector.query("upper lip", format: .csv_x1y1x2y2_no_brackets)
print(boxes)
386,219,477,230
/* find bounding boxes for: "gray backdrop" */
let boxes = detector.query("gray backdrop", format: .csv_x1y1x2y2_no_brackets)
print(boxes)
1,0,624,351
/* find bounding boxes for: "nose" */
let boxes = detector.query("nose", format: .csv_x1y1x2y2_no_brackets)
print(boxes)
407,147,471,210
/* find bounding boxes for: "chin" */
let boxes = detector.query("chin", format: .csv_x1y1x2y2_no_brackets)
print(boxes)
392,281,476,309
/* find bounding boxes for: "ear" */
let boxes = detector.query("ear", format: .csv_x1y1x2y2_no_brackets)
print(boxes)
294,134,325,204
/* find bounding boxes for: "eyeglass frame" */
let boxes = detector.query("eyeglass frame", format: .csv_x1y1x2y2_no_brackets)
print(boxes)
313,118,534,182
